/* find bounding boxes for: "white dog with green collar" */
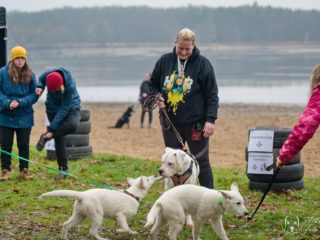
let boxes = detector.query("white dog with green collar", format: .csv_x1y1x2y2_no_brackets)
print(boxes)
145,182,249,240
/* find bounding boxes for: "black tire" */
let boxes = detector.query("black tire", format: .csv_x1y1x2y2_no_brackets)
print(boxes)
245,148,300,165
74,121,91,134
247,162,304,182
80,109,90,122
66,134,89,147
47,145,93,160
249,179,304,192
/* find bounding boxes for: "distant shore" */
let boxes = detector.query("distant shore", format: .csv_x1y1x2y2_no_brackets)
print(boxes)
31,102,320,177
28,42,320,51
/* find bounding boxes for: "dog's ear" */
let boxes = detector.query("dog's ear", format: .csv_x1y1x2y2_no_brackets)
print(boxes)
164,147,171,153
219,190,232,200
126,177,134,186
138,177,145,189
230,182,239,192
182,152,192,167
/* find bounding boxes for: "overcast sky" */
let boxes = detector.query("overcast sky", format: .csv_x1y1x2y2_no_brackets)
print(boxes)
2,0,320,12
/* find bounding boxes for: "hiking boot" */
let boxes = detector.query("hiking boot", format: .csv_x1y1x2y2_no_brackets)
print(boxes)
0,169,11,181
57,169,68,180
18,168,33,180
36,133,48,151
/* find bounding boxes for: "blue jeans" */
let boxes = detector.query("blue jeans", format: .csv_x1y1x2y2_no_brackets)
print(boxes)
47,108,81,170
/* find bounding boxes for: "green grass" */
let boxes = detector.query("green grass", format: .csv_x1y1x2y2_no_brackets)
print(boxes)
0,150,319,239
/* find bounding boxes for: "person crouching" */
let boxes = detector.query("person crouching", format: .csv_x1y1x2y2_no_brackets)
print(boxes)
35,68,81,179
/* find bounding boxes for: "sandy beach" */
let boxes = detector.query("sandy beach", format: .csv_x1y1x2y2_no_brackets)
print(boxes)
31,102,320,177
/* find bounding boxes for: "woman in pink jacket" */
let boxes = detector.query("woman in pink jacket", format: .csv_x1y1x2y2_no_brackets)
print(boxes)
276,64,320,168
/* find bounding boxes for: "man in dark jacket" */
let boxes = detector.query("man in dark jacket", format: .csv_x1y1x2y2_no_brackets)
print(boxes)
35,68,81,179
150,28,219,189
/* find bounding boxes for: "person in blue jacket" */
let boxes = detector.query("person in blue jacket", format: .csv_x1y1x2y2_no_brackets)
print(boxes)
35,68,81,179
150,28,219,189
0,45,38,181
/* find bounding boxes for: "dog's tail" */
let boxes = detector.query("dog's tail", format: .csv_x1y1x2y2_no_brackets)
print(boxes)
144,202,162,228
38,190,83,201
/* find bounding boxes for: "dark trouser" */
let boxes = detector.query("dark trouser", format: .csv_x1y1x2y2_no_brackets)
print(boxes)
47,108,81,171
140,105,152,125
0,127,31,171
162,120,214,189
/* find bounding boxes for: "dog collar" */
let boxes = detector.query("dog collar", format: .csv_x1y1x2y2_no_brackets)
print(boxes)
123,190,140,202
171,160,194,186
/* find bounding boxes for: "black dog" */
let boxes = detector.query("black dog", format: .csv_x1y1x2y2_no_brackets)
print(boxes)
108,105,134,128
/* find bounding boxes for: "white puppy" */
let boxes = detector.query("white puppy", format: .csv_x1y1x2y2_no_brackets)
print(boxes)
145,182,249,240
38,175,157,240
159,147,199,191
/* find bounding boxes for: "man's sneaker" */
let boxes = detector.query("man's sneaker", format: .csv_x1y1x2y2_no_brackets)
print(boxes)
0,169,11,181
57,170,68,180
36,133,48,151
18,168,33,180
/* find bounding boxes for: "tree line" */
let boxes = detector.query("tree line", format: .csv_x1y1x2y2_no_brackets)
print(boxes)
6,5,320,48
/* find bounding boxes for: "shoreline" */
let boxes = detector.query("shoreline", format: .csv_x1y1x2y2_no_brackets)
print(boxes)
32,102,320,177
39,84,309,105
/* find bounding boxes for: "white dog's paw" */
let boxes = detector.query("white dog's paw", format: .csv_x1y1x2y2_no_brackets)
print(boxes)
116,229,137,235
186,215,193,228
186,222,193,228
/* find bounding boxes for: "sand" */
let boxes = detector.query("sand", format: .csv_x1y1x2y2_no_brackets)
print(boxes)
31,102,320,178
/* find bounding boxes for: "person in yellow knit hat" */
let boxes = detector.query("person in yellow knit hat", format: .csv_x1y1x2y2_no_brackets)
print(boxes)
0,45,38,180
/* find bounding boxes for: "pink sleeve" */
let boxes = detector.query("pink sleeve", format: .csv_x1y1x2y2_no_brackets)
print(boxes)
279,84,320,163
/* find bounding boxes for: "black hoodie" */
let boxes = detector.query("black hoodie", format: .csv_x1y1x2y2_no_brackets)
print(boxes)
150,46,219,125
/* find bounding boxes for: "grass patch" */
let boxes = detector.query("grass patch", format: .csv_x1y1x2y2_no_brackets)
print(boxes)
0,150,319,239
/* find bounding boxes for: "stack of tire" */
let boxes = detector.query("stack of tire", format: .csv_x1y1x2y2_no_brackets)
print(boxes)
246,126,304,192
47,109,93,160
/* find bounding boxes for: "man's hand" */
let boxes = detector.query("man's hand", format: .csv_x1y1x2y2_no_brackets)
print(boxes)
203,122,215,138
157,96,166,109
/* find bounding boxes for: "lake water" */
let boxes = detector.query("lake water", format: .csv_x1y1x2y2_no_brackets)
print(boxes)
28,44,320,105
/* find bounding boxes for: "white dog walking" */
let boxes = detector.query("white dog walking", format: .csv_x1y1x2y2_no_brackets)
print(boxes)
38,175,157,240
145,182,249,240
